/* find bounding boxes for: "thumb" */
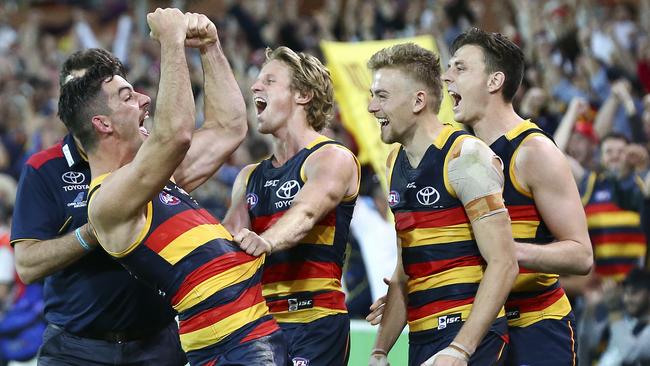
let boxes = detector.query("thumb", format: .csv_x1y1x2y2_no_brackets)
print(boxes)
383,277,391,285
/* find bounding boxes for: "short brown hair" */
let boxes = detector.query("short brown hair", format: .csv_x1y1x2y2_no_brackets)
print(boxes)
265,47,333,131
367,43,443,113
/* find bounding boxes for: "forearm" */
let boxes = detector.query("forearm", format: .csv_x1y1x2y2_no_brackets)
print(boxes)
554,107,580,152
453,259,517,352
200,43,247,134
153,39,194,144
516,240,592,275
594,96,619,139
13,224,96,284
373,280,408,353
261,202,320,252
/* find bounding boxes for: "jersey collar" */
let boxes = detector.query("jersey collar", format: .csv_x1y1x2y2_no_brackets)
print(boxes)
61,134,88,168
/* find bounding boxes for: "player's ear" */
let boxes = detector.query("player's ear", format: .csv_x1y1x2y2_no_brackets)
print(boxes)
487,71,505,94
91,115,113,134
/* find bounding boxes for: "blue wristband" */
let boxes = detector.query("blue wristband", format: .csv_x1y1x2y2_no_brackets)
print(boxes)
74,227,93,252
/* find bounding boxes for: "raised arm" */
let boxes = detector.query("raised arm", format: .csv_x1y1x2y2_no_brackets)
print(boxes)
553,97,589,181
222,164,256,234
514,136,593,275
90,9,194,227
235,145,358,256
427,138,517,364
173,13,248,192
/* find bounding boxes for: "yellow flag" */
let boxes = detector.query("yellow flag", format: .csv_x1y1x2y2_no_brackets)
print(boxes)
321,36,457,193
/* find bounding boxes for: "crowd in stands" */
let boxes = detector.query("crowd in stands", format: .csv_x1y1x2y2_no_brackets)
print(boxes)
1,0,649,364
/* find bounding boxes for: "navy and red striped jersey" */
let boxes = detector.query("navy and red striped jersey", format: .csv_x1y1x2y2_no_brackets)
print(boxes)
388,125,505,342
246,136,358,324
490,120,572,328
88,174,278,364
581,172,646,281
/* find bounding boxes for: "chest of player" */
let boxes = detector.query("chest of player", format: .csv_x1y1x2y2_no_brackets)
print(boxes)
246,158,307,218
149,182,201,220
388,148,459,215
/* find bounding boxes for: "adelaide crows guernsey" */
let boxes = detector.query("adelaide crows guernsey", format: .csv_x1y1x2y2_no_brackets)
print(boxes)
88,174,278,364
246,136,358,324
581,172,646,282
490,120,572,328
388,125,506,343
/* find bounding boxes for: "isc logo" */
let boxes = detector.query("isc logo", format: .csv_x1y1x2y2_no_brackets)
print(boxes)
437,313,462,330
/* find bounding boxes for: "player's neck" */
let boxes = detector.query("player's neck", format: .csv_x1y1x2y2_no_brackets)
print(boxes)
472,101,524,145
402,115,445,167
87,140,136,178
271,122,322,166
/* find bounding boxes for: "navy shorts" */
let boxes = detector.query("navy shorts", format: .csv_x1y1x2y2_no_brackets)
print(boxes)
37,321,186,366
207,331,287,366
279,313,350,366
409,317,508,366
505,314,577,366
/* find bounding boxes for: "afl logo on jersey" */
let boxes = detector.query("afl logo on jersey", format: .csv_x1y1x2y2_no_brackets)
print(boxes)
417,186,440,206
276,180,301,199
246,193,259,209
388,190,400,207
159,191,181,205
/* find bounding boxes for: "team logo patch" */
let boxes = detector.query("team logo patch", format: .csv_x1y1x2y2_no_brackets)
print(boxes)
292,357,310,366
246,193,259,209
61,171,85,184
159,191,181,205
416,186,440,206
276,180,300,199
388,190,400,207
437,313,462,330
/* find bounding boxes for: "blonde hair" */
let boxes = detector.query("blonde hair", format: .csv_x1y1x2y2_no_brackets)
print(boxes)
368,43,443,113
265,47,334,131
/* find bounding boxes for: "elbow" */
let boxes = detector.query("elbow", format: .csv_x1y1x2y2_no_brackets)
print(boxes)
576,253,593,276
14,264,38,285
231,116,248,144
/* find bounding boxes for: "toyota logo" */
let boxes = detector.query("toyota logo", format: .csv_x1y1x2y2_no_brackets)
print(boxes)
416,186,440,206
276,180,301,199
61,171,86,185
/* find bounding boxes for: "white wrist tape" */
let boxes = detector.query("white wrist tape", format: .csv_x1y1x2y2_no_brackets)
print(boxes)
421,346,469,366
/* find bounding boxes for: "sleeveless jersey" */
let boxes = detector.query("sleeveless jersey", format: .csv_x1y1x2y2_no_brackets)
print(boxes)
388,125,506,342
88,175,278,362
490,120,572,328
581,172,646,281
246,136,359,324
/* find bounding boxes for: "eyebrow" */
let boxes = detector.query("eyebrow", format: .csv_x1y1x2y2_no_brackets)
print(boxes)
118,86,133,96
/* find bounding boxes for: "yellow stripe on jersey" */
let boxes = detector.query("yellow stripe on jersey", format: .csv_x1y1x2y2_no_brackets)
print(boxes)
262,278,342,298
508,132,546,199
179,300,269,351
158,224,233,265
587,211,641,227
398,223,473,247
271,307,348,323
507,295,572,328
407,265,484,293
595,243,647,258
172,257,263,311
511,221,540,239
408,304,506,333
301,225,335,245
511,273,559,293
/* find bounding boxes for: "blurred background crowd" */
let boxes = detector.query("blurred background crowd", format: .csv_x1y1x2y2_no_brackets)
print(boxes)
1,0,650,365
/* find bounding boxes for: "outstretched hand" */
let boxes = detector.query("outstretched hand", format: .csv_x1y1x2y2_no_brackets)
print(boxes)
184,12,218,51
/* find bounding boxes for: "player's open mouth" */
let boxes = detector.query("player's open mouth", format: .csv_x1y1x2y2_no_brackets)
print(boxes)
377,117,389,128
254,97,267,115
449,91,462,109
139,111,150,136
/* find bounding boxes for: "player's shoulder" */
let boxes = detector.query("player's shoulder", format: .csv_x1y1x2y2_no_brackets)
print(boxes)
25,142,65,170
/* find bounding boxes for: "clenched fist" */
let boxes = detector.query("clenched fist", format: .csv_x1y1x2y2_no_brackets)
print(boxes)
147,8,188,43
184,12,218,51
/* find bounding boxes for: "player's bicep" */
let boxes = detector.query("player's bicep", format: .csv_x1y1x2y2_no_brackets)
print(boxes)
300,147,356,209
448,139,507,222
519,141,588,242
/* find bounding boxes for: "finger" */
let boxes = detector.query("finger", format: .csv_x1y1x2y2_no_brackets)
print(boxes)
369,296,386,311
369,315,382,325
383,277,391,285
187,13,199,37
234,228,249,243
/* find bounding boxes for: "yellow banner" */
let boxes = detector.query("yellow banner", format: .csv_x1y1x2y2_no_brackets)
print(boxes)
321,36,457,192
